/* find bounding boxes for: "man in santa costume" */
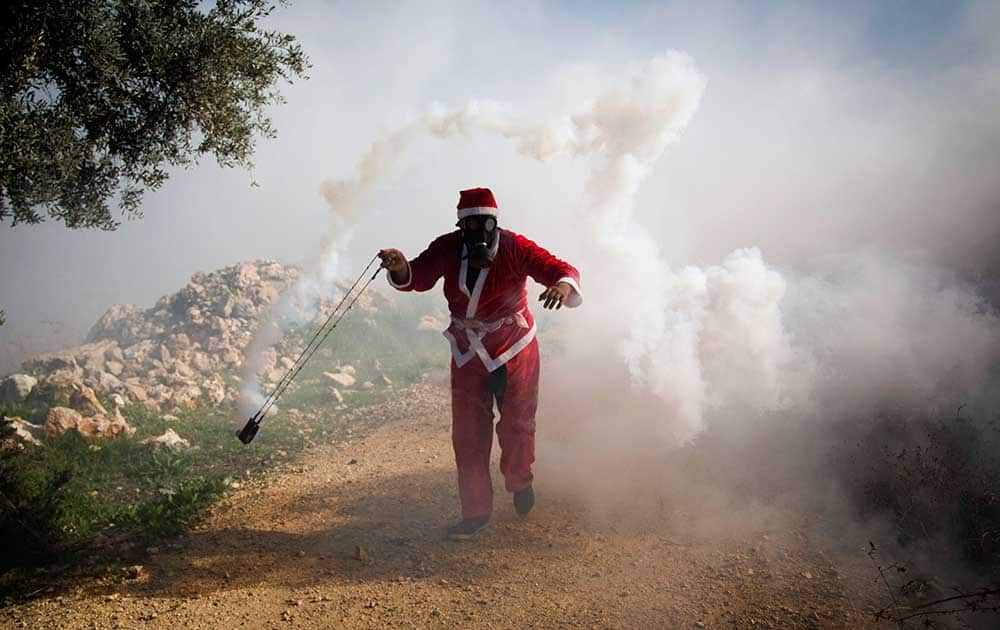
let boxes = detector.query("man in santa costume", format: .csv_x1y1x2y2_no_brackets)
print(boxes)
379,187,582,540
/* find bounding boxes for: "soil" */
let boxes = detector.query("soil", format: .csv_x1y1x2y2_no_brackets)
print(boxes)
2,383,883,629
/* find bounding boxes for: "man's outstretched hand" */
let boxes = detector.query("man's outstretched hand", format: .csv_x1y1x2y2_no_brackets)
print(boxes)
378,249,408,274
379,248,411,285
538,282,572,310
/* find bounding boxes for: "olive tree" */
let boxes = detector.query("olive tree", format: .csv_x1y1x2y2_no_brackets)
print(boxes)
0,0,308,229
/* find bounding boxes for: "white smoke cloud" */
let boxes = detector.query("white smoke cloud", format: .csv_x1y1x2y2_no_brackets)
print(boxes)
240,44,999,491
238,145,385,419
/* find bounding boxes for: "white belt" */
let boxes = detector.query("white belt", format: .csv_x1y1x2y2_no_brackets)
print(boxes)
451,309,529,336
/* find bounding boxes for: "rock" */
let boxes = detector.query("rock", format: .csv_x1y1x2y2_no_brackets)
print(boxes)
279,357,295,369
341,365,356,376
221,347,241,366
86,304,146,345
166,333,191,352
170,389,200,410
87,342,118,371
0,374,37,402
162,414,179,422
96,371,124,394
235,262,261,289
22,349,80,374
106,344,124,363
40,368,82,400
105,360,125,376
126,338,156,361
191,351,212,372
45,407,84,438
1,416,44,448
201,375,226,406
69,384,108,417
80,414,134,438
123,382,148,402
110,393,127,409
172,361,195,379
323,372,356,388
141,429,190,448
326,387,344,403
149,383,172,403
45,406,134,439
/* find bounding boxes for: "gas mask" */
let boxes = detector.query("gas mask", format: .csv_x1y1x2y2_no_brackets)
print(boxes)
458,215,498,269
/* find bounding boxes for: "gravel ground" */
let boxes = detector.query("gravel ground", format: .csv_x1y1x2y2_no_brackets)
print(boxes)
3,383,883,629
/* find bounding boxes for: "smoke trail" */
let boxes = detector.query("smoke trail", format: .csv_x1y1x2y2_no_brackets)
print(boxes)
237,128,403,417
243,48,999,463
239,50,783,440
411,52,793,440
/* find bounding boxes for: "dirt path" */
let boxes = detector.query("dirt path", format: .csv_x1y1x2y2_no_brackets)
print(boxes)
4,384,882,629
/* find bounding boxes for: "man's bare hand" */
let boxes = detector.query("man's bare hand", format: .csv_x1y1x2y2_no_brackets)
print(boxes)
538,282,572,310
378,248,408,274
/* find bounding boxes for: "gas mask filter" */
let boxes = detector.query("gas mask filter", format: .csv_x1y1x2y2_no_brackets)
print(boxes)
458,215,498,269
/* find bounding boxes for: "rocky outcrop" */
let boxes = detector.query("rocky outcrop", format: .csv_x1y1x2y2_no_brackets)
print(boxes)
12,258,397,415
18,260,307,411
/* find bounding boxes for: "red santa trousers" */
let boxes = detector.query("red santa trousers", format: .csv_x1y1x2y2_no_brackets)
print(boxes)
450,337,540,519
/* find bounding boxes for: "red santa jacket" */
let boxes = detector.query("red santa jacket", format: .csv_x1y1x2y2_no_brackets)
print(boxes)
389,229,582,371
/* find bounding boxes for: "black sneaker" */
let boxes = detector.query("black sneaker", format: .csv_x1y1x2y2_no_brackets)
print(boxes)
514,485,534,515
446,515,490,541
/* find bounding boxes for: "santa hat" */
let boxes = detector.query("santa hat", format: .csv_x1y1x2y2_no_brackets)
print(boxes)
457,187,498,220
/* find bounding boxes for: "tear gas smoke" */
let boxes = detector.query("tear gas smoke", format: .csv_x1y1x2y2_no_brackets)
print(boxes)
238,145,388,417
240,51,999,558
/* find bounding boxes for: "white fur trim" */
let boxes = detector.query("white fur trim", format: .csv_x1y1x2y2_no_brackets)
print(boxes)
457,206,499,219
556,276,583,308
443,330,477,367
386,260,412,289
460,231,501,316
458,247,471,298
466,323,537,372
467,266,488,318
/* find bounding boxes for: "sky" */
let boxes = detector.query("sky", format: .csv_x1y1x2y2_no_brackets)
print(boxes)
1,0,999,373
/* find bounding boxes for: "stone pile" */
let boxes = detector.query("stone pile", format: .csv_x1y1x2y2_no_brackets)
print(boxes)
2,260,392,415
1,259,400,447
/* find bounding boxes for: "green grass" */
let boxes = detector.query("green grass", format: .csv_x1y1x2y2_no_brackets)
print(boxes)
267,292,449,410
0,290,450,600
0,403,301,570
